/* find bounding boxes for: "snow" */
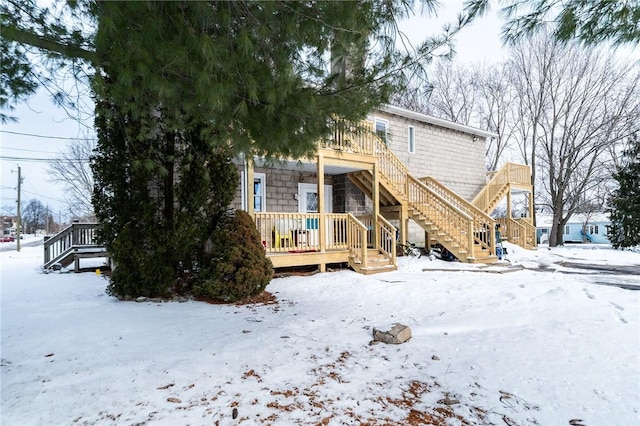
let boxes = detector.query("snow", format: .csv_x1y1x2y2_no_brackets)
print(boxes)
1,242,639,425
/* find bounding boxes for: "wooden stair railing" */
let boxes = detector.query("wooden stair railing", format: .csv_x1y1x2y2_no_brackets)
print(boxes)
420,177,496,256
371,134,496,263
347,213,397,273
320,120,498,262
496,217,537,250
44,222,104,269
472,163,536,250
472,163,531,214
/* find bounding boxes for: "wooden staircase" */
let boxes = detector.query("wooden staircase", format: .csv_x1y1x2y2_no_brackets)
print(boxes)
44,222,109,272
346,213,397,274
348,134,498,264
350,249,396,275
472,163,537,250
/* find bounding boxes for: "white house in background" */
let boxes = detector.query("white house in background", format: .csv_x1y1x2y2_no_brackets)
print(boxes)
536,213,612,244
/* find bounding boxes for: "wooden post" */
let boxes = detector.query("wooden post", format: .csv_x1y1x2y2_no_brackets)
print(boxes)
506,186,512,240
246,157,255,217
317,154,326,272
372,163,380,249
399,206,408,246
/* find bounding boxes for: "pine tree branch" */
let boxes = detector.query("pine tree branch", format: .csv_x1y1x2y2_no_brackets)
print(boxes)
2,25,96,65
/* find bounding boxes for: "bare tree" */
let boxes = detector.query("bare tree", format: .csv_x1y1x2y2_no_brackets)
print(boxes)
425,60,479,125
21,199,50,234
511,33,640,246
474,63,520,170
47,137,95,218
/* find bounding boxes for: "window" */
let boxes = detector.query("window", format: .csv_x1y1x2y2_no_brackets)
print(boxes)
408,126,415,153
594,225,599,234
564,225,570,235
374,118,388,144
253,174,265,212
242,172,266,212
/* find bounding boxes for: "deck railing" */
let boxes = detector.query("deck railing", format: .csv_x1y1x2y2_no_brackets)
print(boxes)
44,222,101,269
319,120,376,155
254,211,379,268
254,212,364,253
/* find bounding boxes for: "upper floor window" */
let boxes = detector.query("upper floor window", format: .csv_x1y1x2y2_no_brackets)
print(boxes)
374,118,389,144
408,126,415,153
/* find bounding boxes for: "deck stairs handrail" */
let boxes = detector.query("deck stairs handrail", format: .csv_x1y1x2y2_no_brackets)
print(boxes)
419,177,497,255
44,222,103,269
472,163,531,214
496,217,537,250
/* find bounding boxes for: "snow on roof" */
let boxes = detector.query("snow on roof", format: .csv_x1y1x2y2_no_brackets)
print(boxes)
536,212,611,227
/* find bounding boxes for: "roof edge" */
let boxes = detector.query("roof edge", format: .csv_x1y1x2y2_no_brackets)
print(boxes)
379,104,498,139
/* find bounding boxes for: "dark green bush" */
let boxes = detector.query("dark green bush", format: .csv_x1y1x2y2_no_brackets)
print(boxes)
194,210,273,302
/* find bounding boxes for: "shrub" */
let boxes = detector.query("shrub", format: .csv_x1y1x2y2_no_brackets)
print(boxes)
194,210,273,302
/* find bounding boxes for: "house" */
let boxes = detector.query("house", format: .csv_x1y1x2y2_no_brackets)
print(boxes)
536,213,612,244
231,105,536,274
1,215,18,237
42,105,536,274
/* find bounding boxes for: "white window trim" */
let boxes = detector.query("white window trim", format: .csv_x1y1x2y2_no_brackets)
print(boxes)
408,125,415,153
241,172,266,212
373,117,389,143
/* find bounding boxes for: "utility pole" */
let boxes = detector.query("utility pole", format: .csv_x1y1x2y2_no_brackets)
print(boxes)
16,165,22,252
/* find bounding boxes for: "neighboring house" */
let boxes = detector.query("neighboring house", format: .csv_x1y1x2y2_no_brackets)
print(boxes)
231,104,536,274
1,215,18,237
537,213,612,244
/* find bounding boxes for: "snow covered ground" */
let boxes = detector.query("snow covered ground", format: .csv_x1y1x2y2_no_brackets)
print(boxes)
1,242,639,425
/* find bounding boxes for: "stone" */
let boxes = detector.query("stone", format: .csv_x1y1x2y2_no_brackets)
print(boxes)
438,396,460,406
372,323,411,344
135,296,147,303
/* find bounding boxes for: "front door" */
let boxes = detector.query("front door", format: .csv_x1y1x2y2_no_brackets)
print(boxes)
298,183,332,213
298,183,332,247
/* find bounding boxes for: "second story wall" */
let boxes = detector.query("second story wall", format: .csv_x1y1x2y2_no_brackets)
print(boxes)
369,107,490,201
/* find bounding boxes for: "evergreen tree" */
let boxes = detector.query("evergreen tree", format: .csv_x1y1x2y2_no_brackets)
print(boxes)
607,135,640,249
194,210,274,302
465,0,640,46
5,1,481,298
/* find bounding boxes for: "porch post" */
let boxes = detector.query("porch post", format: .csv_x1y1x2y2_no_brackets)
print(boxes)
372,163,380,248
506,186,512,239
317,154,326,271
246,157,255,217
400,206,408,246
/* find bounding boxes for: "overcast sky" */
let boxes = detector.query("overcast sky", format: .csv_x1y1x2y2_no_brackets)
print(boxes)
1,1,634,218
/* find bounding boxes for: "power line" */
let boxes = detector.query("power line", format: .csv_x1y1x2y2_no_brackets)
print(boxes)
21,189,67,203
0,146,60,154
0,156,90,163
0,130,96,141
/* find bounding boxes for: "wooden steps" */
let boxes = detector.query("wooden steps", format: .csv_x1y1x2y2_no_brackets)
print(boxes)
350,249,396,275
